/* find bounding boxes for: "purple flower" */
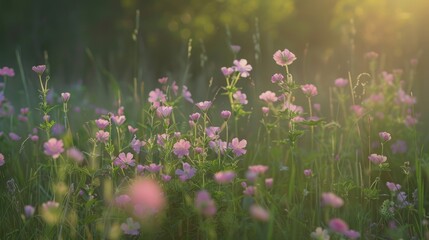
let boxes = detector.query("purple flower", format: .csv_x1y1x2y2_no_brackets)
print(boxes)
233,90,248,105
196,101,212,111
32,65,46,75
52,123,65,136
195,190,217,217
273,49,297,66
182,85,193,103
220,110,231,120
221,67,234,76
67,147,84,163
130,136,145,154
209,140,227,154
111,115,126,126
95,119,109,129
175,162,196,181
321,192,344,208
344,230,360,239
157,134,169,147
301,84,318,97
96,130,110,143
206,127,220,140
386,182,401,192
214,170,236,184
146,163,162,173
368,153,387,165
156,106,173,118
0,153,5,166
0,66,15,77
329,218,349,234
243,185,256,196
229,138,247,156
259,91,278,103
189,112,201,121
114,152,135,169
233,59,252,78
379,132,391,142
161,174,172,182
61,92,70,102
391,140,407,154
334,78,348,87
121,218,140,235
44,138,64,159
173,139,191,158
9,132,21,141
250,205,270,222
304,169,312,177
24,205,35,218
148,88,167,108
271,73,284,83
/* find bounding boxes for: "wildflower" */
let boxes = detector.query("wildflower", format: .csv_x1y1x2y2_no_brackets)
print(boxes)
262,107,269,115
128,125,138,134
148,88,166,107
265,178,273,188
24,205,35,218
301,84,318,97
156,134,169,147
0,153,4,166
379,132,391,142
67,147,84,163
117,106,125,116
129,178,166,217
271,73,284,83
313,103,321,112
229,138,247,156
9,132,21,141
250,205,270,222
248,165,269,174
364,51,379,60
329,218,349,234
243,185,256,196
397,192,411,208
189,112,201,121
171,81,179,95
52,123,65,136
156,106,173,118
182,85,193,103
206,127,220,140
221,67,234,76
321,192,344,208
0,66,15,77
350,105,364,117
114,152,135,169
391,140,407,154
61,92,70,102
196,101,212,111
121,218,140,235
233,59,252,78
146,163,162,173
136,165,145,174
344,230,360,239
95,130,110,143
111,115,126,126
43,138,64,159
304,169,312,177
95,119,109,129
158,77,168,84
195,190,217,217
259,91,278,103
310,227,330,240
115,194,131,208
382,71,394,85
396,89,416,105
386,182,401,192
368,153,387,165
404,115,417,127
214,170,236,184
283,101,304,114
130,136,145,154
175,162,196,181
230,45,241,54
233,90,248,105
334,78,348,87
220,110,231,120
209,140,227,154
173,139,191,158
32,65,46,75
273,49,297,66
161,174,171,182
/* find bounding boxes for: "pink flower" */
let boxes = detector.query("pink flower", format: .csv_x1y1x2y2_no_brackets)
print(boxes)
196,101,212,111
214,170,236,184
115,194,132,208
182,85,193,103
243,185,256,196
146,163,162,173
32,65,46,75
344,230,360,239
121,218,140,235
111,115,126,126
171,81,179,95
95,119,109,129
271,73,284,83
195,190,217,217
273,49,297,66
156,106,173,118
209,140,227,154
379,132,391,142
365,51,379,60
117,106,125,116
189,112,201,121
265,178,273,188
96,130,110,143
42,200,59,210
233,59,252,78
9,132,21,141
391,140,407,154
206,127,220,140
259,91,278,103
220,110,231,120
67,147,84,163
130,137,145,154
128,125,138,134
230,45,241,53
334,78,348,87
350,105,364,117
158,77,168,84
262,107,269,115
114,152,135,169
61,92,70,102
43,138,64,159
229,138,247,156
304,169,312,177
24,205,35,218
173,139,191,158
148,88,167,107
368,153,387,165
221,67,234,76
386,182,401,192
248,165,269,174
156,133,169,147
129,178,166,218
301,84,318,97
0,153,4,166
161,174,172,182
233,90,248,105
175,162,196,181
283,101,304,114
329,218,349,234
0,66,15,77
250,205,270,221
321,192,344,208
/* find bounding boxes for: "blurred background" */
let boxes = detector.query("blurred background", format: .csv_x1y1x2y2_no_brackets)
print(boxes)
1,0,428,127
